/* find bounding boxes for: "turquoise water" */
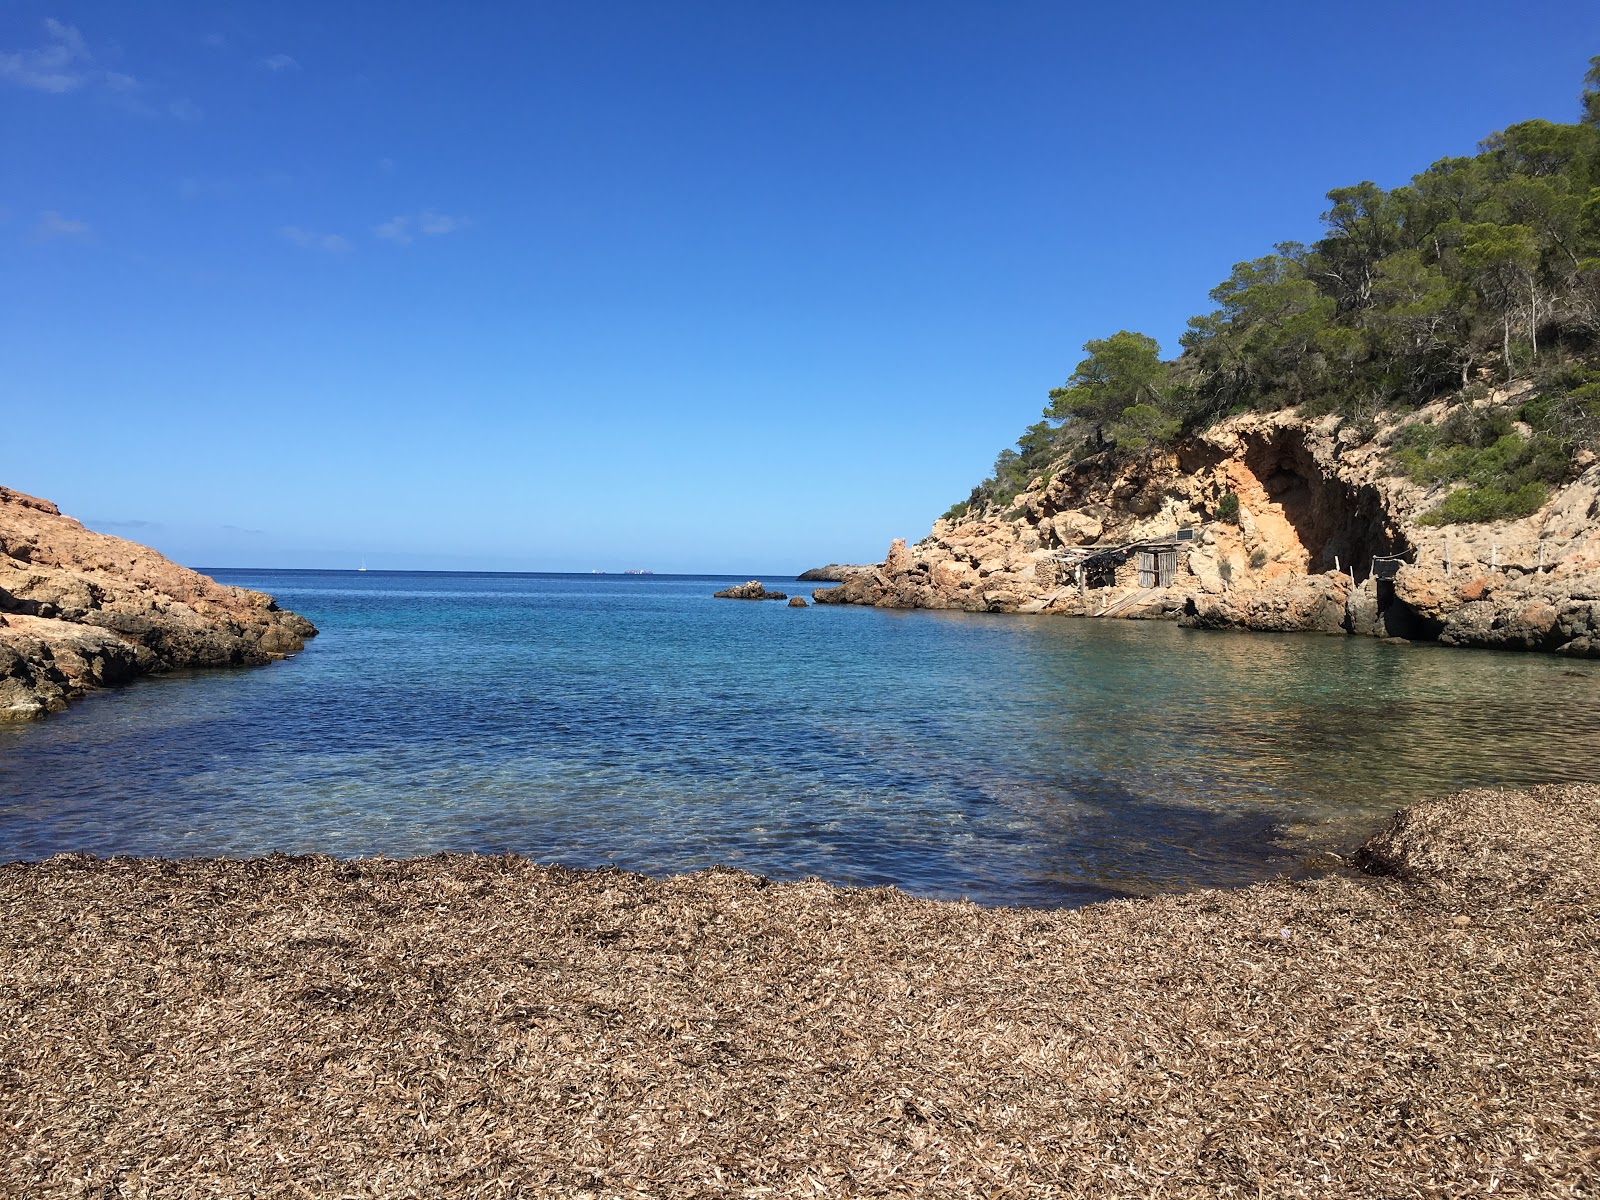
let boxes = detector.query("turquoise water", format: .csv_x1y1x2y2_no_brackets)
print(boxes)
2,570,1598,906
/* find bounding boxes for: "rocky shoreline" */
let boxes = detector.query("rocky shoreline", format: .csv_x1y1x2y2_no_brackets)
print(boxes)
813,399,1600,658
0,486,316,721
1,783,1594,1197
796,563,874,582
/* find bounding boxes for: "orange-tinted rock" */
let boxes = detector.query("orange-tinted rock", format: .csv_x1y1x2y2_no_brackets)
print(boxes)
0,486,316,721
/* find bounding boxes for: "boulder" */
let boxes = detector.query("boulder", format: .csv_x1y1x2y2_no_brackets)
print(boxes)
883,538,914,576
787,596,808,608
1181,573,1350,635
1049,512,1100,544
713,581,788,601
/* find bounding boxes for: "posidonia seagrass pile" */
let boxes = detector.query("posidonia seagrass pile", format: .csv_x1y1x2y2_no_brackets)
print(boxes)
2,786,1598,1199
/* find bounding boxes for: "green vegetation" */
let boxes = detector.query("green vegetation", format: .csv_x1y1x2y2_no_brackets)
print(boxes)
1215,492,1241,524
952,59,1600,520
1390,401,1571,524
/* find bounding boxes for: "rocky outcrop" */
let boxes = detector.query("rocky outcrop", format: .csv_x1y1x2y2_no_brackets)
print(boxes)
713,581,788,601
787,596,808,608
795,564,872,582
812,392,1600,656
0,486,316,721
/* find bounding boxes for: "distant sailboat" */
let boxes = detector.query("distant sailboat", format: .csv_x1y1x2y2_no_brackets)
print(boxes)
358,559,368,572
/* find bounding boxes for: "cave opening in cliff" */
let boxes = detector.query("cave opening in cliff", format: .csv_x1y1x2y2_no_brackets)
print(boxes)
1238,433,1406,579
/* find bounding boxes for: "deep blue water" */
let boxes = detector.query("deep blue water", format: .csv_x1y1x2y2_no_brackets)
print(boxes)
2,570,1598,906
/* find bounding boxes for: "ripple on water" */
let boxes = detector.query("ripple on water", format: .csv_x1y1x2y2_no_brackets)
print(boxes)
1,570,1597,906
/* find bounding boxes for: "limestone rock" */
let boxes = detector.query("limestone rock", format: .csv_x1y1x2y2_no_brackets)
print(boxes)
1051,511,1104,546
803,402,1600,655
795,564,872,582
0,485,316,722
883,539,914,576
787,596,808,608
1181,573,1351,635
713,580,788,601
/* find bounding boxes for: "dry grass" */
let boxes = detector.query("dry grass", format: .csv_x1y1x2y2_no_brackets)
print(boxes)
2,786,1598,1198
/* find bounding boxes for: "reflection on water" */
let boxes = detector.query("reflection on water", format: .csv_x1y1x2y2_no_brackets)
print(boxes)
1,570,1596,907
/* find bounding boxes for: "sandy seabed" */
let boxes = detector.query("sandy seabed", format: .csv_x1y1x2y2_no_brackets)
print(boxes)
1,785,1597,1199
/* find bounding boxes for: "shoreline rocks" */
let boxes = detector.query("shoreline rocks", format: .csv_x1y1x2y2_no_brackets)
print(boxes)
795,563,873,582
713,580,788,601
0,485,316,722
811,401,1600,657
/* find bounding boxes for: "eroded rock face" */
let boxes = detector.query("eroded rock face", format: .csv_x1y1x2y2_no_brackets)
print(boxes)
0,485,317,722
810,400,1600,656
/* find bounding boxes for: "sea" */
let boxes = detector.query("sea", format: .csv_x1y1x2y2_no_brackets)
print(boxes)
1,569,1597,907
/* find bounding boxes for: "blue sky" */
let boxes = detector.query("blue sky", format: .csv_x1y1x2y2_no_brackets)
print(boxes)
5,2,1599,573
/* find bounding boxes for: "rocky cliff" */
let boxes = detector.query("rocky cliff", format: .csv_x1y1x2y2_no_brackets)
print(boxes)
815,388,1600,657
0,486,317,721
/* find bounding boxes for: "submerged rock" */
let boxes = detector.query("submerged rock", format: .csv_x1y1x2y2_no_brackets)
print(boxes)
713,580,788,601
0,484,316,722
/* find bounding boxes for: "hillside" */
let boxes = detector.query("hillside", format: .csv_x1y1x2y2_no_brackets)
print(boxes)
0,486,316,721
816,62,1600,656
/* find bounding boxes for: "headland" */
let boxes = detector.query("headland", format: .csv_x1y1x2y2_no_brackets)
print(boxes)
0,486,316,721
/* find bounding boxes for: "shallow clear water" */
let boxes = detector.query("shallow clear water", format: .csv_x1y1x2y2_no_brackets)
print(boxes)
2,570,1597,906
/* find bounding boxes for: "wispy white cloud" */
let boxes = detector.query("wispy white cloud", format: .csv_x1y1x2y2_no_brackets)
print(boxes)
1,19,199,120
0,18,97,93
374,211,470,245
260,53,300,72
279,225,351,253
35,211,92,241
180,176,233,200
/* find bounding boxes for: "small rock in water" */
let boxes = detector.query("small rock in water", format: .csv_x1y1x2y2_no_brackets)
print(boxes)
713,580,788,601
788,596,807,607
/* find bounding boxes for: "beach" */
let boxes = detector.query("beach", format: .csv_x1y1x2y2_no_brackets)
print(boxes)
3,784,1595,1198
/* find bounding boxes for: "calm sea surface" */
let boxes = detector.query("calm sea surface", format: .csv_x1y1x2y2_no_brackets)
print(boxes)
2,570,1597,906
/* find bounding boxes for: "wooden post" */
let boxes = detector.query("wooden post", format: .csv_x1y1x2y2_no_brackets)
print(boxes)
1491,543,1498,569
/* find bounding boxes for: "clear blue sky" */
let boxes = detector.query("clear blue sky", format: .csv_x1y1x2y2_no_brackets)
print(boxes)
5,2,1598,573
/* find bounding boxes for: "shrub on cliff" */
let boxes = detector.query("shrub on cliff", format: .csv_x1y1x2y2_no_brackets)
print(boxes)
1392,408,1569,523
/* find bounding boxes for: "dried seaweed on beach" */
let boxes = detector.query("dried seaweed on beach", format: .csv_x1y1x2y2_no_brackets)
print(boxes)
2,785,1597,1198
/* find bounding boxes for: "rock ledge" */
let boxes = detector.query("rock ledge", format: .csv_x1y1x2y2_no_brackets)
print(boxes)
1,485,317,721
